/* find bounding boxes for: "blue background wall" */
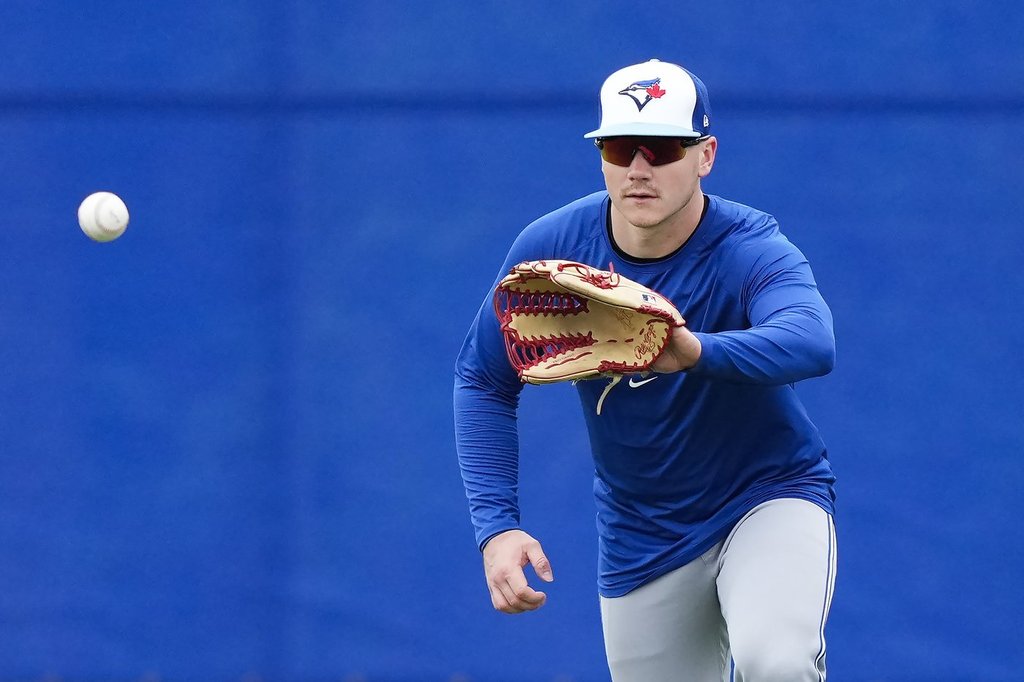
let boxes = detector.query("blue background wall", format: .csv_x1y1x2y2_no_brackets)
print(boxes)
1,2,1022,680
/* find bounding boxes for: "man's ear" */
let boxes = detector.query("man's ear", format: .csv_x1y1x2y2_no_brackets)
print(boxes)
698,137,718,178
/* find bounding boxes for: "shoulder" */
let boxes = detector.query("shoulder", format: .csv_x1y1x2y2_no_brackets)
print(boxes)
708,195,805,270
509,190,608,261
522,190,607,237
709,195,780,244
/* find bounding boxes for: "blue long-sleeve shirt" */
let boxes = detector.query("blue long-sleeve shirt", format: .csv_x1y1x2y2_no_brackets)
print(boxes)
454,191,836,597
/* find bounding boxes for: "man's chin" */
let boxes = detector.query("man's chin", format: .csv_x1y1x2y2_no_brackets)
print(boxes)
621,209,666,229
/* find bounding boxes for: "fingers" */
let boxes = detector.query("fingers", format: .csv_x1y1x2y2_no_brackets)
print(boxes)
489,568,547,614
525,539,554,582
482,530,554,614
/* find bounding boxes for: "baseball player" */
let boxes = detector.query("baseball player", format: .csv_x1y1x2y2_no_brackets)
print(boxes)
454,59,837,681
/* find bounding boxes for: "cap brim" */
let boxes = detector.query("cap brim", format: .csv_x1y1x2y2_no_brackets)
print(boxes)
583,123,704,139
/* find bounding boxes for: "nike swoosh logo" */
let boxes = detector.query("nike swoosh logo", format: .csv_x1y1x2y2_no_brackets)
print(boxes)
628,376,658,388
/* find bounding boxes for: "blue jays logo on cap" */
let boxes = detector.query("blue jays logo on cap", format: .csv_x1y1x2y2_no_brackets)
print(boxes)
618,78,667,112
584,60,712,139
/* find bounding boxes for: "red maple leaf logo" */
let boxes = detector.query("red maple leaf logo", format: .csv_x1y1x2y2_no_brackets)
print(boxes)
646,83,666,99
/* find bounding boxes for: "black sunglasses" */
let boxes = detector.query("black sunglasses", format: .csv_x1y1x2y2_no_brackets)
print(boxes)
595,136,708,167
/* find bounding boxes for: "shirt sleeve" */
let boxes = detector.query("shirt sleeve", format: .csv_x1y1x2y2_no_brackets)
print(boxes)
688,233,836,384
453,303,523,550
453,228,553,550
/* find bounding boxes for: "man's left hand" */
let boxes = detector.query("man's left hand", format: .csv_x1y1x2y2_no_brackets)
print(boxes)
651,325,702,373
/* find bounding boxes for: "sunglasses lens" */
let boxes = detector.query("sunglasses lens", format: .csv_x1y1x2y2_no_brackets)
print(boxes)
599,138,641,166
598,137,697,167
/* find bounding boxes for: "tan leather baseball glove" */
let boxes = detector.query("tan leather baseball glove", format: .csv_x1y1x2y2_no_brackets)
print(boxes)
493,260,684,414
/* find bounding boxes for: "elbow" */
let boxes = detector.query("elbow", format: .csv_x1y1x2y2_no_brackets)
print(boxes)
811,330,836,377
795,311,835,378
818,344,836,377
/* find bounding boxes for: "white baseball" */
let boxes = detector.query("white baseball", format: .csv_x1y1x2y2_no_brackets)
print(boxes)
78,191,130,242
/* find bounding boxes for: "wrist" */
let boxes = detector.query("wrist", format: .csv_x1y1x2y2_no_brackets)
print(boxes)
480,527,520,552
681,331,702,369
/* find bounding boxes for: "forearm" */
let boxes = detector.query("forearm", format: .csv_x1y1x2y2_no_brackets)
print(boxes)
454,375,523,549
689,305,835,384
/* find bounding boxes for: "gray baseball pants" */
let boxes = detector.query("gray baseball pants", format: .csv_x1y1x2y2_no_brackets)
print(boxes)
600,498,837,681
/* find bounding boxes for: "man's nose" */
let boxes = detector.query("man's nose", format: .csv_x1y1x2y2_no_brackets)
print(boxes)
626,149,654,177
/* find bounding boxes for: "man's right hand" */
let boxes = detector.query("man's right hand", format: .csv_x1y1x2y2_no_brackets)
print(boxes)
481,529,555,614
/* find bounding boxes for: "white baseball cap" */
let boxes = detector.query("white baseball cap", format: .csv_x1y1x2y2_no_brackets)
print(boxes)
584,59,712,139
